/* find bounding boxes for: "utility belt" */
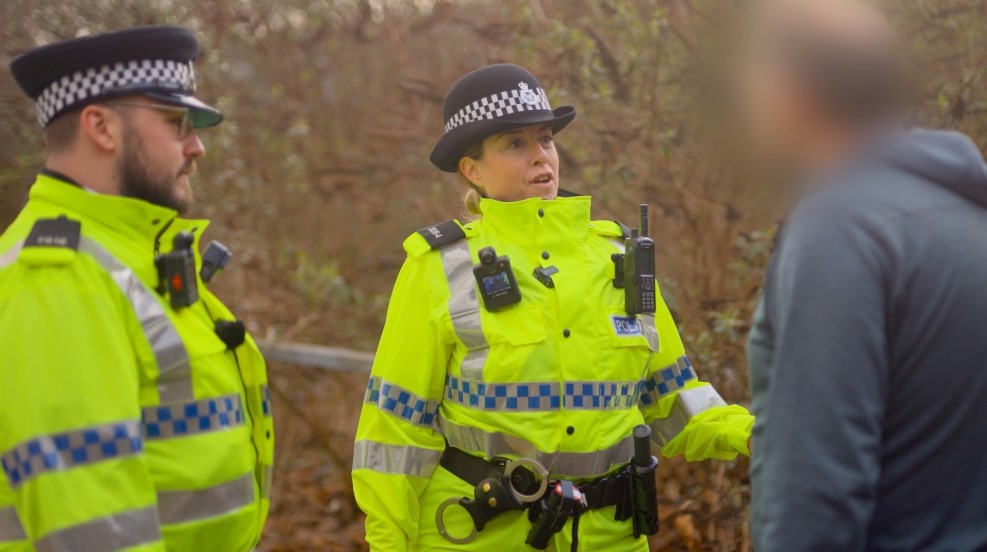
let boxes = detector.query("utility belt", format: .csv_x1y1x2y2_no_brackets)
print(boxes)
435,425,660,550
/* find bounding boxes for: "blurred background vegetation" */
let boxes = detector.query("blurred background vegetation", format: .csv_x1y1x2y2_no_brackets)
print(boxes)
2,1,986,550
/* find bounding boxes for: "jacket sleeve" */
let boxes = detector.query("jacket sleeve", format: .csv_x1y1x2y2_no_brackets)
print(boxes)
638,282,754,461
751,207,890,552
352,253,450,551
0,250,165,551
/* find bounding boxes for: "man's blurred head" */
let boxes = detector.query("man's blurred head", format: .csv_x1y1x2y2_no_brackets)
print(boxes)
734,0,910,183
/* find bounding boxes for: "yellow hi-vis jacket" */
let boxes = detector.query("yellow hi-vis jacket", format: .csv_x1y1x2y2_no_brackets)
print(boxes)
353,195,753,551
0,174,274,551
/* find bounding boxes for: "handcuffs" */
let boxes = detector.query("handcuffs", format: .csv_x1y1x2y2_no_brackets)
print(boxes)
435,457,550,544
435,425,660,548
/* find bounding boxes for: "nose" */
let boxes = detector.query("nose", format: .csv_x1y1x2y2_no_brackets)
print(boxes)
532,142,549,166
184,130,206,159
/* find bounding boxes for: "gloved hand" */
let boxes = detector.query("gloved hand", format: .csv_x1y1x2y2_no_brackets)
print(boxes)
661,405,755,461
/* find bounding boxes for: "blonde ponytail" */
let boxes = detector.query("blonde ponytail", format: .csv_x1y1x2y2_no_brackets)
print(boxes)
457,142,486,219
462,185,484,217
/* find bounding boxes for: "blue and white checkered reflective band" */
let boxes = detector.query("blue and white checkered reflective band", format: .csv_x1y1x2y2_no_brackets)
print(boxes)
35,59,196,127
260,384,272,417
0,420,142,489
445,376,648,412
365,376,440,428
445,375,562,411
444,82,552,132
142,393,244,440
564,380,643,410
639,356,697,407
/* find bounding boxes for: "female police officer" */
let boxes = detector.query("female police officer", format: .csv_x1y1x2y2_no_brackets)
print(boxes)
353,64,753,551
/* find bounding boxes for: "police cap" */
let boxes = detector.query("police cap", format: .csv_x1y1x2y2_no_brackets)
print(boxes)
430,64,576,173
9,25,222,129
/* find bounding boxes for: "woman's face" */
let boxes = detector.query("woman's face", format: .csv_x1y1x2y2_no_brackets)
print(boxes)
460,123,560,202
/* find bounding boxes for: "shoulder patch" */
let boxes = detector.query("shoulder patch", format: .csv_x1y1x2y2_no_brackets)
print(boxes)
590,220,630,239
24,216,81,250
417,219,466,248
403,219,469,257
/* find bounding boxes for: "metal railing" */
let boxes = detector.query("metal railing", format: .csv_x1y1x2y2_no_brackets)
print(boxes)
257,340,374,372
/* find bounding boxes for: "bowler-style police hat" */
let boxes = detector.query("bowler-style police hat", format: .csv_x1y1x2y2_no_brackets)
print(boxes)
9,25,222,129
430,64,576,172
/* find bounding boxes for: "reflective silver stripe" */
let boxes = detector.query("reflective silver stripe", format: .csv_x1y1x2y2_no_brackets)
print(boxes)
639,314,660,351
639,356,697,407
157,471,255,525
650,385,727,447
439,417,632,479
675,385,726,416
364,376,440,428
352,440,441,477
0,243,23,268
0,506,26,542
441,241,488,379
79,237,193,403
1,420,142,489
142,393,244,440
259,462,273,500
34,506,161,552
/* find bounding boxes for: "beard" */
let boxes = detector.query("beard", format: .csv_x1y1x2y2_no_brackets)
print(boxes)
118,122,194,214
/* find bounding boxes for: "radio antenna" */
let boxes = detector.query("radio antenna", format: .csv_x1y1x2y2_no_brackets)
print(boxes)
639,204,649,238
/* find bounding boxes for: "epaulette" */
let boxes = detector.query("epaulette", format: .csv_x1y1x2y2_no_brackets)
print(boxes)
403,219,469,257
590,220,631,240
17,215,81,266
25,215,81,250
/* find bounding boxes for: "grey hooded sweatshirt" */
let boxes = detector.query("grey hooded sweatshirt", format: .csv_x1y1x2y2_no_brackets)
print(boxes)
748,129,987,552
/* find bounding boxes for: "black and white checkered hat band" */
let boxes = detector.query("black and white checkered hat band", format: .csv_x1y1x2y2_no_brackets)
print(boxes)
444,86,552,132
35,59,195,127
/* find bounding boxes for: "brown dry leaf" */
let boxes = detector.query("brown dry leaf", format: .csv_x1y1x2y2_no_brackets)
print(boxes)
674,514,704,552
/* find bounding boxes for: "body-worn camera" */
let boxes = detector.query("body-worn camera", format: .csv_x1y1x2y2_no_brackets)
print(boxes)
155,231,199,309
473,246,522,311
612,204,656,315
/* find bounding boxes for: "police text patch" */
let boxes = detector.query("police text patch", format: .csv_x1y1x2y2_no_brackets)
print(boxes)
25,216,80,250
416,219,466,250
611,315,644,337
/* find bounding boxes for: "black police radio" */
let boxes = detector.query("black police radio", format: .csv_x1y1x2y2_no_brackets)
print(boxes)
473,246,522,311
155,231,199,309
612,204,657,315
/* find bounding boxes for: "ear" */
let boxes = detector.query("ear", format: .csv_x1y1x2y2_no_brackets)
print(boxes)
459,156,482,186
78,104,123,153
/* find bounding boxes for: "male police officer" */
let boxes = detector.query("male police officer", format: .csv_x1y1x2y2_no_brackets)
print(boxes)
0,26,273,551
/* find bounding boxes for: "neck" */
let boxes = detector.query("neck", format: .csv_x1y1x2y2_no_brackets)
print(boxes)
798,119,896,181
45,149,120,195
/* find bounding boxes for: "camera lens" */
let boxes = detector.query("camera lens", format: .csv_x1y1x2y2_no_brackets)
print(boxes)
479,247,496,264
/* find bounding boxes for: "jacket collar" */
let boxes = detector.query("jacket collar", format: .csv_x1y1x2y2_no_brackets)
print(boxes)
29,173,209,249
477,195,591,247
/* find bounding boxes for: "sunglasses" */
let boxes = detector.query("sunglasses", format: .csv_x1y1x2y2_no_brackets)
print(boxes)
103,101,193,139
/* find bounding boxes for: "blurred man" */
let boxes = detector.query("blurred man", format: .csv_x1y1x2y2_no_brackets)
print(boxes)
738,1,987,551
0,26,273,550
